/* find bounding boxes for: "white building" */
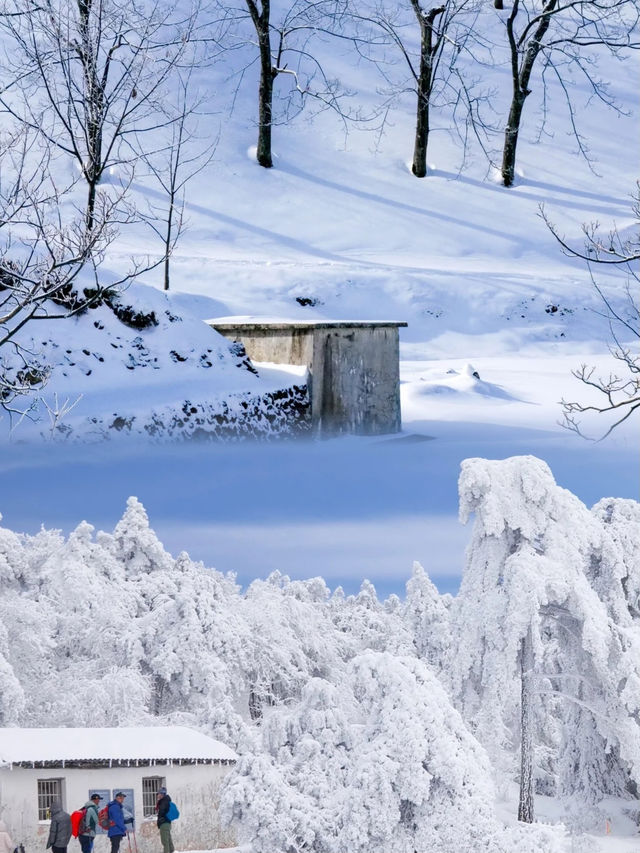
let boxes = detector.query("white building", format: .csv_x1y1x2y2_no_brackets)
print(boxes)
0,727,237,853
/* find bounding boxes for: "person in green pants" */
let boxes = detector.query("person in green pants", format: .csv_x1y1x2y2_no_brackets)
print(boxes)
156,788,174,853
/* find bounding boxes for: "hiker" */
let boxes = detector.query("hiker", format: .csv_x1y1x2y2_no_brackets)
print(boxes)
106,793,127,853
156,787,175,853
0,819,15,853
46,801,72,853
78,794,102,853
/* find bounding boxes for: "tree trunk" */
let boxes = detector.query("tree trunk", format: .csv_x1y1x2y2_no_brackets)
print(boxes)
501,0,557,186
501,93,527,188
163,203,173,291
411,6,444,178
257,28,274,168
77,0,104,229
518,627,535,823
86,180,97,232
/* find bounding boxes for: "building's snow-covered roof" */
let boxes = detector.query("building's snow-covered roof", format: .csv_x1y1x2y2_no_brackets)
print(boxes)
0,727,237,764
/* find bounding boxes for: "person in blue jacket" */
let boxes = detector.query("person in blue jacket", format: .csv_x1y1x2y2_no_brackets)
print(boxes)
106,793,127,853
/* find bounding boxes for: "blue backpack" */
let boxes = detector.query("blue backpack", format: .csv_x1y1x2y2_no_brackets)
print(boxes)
166,802,179,822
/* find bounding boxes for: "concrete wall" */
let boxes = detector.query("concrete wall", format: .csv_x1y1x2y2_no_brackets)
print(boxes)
311,325,401,436
210,321,406,436
0,764,235,853
224,327,314,367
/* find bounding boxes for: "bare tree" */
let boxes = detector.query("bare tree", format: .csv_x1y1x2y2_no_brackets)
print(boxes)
0,128,120,417
542,189,640,439
138,71,217,291
498,0,639,187
350,0,489,178
0,0,196,231
221,0,353,168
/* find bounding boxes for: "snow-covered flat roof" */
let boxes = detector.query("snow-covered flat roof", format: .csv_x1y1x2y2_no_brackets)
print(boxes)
207,315,408,329
0,727,237,765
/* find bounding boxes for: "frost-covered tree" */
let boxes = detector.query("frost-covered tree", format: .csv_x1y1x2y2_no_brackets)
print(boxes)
452,455,640,823
109,497,176,577
0,622,25,725
221,676,353,852
223,651,511,853
592,497,640,621
243,572,347,721
132,550,250,743
224,649,570,852
0,516,42,723
330,578,413,655
403,560,452,672
34,520,148,725
0,478,637,846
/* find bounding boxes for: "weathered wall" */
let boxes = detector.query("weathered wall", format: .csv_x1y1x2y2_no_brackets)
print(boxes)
215,327,314,367
210,321,405,436
0,764,235,853
311,326,401,436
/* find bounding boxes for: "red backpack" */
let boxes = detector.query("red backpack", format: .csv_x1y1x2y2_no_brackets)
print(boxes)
70,808,88,838
98,805,113,831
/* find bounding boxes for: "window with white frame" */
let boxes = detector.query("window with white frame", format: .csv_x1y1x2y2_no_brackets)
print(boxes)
37,778,64,820
142,776,165,817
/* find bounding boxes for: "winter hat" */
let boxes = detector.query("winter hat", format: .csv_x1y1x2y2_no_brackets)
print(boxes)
158,788,167,795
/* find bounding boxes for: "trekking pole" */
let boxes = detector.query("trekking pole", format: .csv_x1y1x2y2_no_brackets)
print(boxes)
130,829,139,853
125,830,132,853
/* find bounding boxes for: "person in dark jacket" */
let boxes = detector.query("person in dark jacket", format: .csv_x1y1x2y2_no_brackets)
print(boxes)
155,788,174,853
78,794,102,853
106,793,127,853
46,801,72,853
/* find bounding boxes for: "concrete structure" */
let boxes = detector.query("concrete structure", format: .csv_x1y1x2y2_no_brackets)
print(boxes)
0,727,237,853
209,319,407,436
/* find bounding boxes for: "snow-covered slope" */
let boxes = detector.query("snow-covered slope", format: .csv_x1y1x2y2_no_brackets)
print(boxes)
2,0,638,442
5,284,309,441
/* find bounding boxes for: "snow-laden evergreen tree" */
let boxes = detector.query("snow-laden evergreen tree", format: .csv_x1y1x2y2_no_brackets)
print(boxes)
0,619,25,724
592,497,640,621
35,520,148,725
221,676,353,853
130,547,250,746
109,496,176,576
329,578,413,655
243,572,348,721
0,513,30,587
0,516,41,722
403,561,453,672
342,652,503,853
223,649,569,853
452,455,640,823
